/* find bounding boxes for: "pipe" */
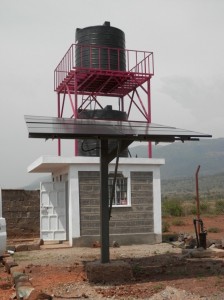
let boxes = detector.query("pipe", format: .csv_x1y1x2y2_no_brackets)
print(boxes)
109,141,120,219
193,219,199,248
195,165,201,234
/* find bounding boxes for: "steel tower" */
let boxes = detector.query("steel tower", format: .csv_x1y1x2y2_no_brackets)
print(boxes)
54,31,154,157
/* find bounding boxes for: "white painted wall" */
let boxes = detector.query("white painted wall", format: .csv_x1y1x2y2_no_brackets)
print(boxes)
68,166,80,246
152,167,162,235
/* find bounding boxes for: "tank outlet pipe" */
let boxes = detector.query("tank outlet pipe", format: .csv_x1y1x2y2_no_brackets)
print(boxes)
109,141,120,220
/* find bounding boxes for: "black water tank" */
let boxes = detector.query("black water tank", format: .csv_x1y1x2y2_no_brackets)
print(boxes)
78,106,128,157
75,21,126,71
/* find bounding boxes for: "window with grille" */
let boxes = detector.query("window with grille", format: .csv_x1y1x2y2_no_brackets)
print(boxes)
108,173,128,206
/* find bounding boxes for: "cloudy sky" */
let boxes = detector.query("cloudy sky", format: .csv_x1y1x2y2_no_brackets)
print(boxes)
1,0,223,188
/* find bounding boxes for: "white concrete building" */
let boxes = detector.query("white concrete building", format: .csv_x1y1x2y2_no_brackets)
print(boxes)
28,156,164,247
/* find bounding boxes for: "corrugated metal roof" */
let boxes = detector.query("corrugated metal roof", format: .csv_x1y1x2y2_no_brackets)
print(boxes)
24,115,212,143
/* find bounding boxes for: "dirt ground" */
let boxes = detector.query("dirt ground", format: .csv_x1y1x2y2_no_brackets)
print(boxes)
1,215,224,300
163,215,224,241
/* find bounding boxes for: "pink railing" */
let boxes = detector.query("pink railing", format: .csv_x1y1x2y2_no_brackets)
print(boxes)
54,44,154,91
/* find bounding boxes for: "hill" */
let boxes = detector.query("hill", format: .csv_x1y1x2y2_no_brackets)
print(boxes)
161,172,224,200
130,138,224,180
25,138,224,198
24,175,51,190
130,138,224,199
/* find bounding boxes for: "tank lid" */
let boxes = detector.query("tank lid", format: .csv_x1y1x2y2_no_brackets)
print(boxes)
76,21,122,32
104,105,112,111
103,21,110,26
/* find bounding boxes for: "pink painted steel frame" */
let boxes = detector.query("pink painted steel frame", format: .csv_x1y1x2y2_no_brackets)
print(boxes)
54,44,154,157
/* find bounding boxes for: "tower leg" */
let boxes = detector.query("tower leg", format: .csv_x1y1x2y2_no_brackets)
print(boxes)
147,79,152,158
57,93,61,156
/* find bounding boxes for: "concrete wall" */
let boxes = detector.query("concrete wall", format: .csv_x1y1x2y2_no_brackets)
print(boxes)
2,190,40,239
79,171,100,236
76,170,155,246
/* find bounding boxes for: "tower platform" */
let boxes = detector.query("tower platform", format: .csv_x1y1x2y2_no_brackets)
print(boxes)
54,44,154,97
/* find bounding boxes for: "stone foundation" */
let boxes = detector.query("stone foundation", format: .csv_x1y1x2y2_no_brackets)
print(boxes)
73,233,162,247
86,260,134,283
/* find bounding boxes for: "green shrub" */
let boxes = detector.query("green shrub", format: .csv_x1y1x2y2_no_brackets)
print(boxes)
207,227,221,233
188,201,212,215
215,200,224,214
162,199,183,217
200,201,210,213
172,219,185,226
162,221,170,233
189,205,197,215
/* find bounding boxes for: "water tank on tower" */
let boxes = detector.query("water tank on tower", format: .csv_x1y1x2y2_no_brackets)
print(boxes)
75,21,126,71
76,22,128,157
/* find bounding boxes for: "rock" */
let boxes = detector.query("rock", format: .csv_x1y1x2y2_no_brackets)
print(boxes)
9,292,17,300
81,293,89,298
7,245,16,252
14,274,30,285
39,239,44,246
16,285,34,300
15,244,28,252
27,243,40,251
149,286,202,300
66,266,72,272
16,280,33,288
27,290,52,300
92,241,101,248
188,248,224,258
3,257,18,273
208,243,216,249
10,265,25,276
112,241,120,248
3,256,15,265
184,235,197,249
210,247,224,258
178,233,186,242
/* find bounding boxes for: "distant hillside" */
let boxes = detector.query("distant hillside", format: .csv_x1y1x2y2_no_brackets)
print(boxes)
23,175,51,190
24,138,224,196
130,138,224,180
161,173,224,200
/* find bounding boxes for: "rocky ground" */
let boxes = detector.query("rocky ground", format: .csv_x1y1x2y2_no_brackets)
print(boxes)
1,215,224,299
2,242,224,299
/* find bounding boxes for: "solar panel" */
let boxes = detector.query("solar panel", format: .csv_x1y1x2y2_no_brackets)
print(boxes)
24,115,211,143
24,114,212,264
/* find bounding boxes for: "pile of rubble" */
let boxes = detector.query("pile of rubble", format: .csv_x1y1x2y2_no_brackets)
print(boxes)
0,239,52,299
1,252,52,300
6,238,43,253
177,232,224,259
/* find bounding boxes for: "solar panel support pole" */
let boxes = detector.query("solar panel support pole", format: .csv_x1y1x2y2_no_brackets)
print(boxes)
100,139,110,263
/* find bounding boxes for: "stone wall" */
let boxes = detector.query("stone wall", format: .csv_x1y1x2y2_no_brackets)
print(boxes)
110,171,153,234
79,171,100,236
78,171,154,244
2,189,40,238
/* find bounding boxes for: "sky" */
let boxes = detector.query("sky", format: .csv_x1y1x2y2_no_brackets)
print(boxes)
0,0,224,188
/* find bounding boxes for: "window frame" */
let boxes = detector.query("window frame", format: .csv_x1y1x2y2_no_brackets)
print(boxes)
108,171,131,207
